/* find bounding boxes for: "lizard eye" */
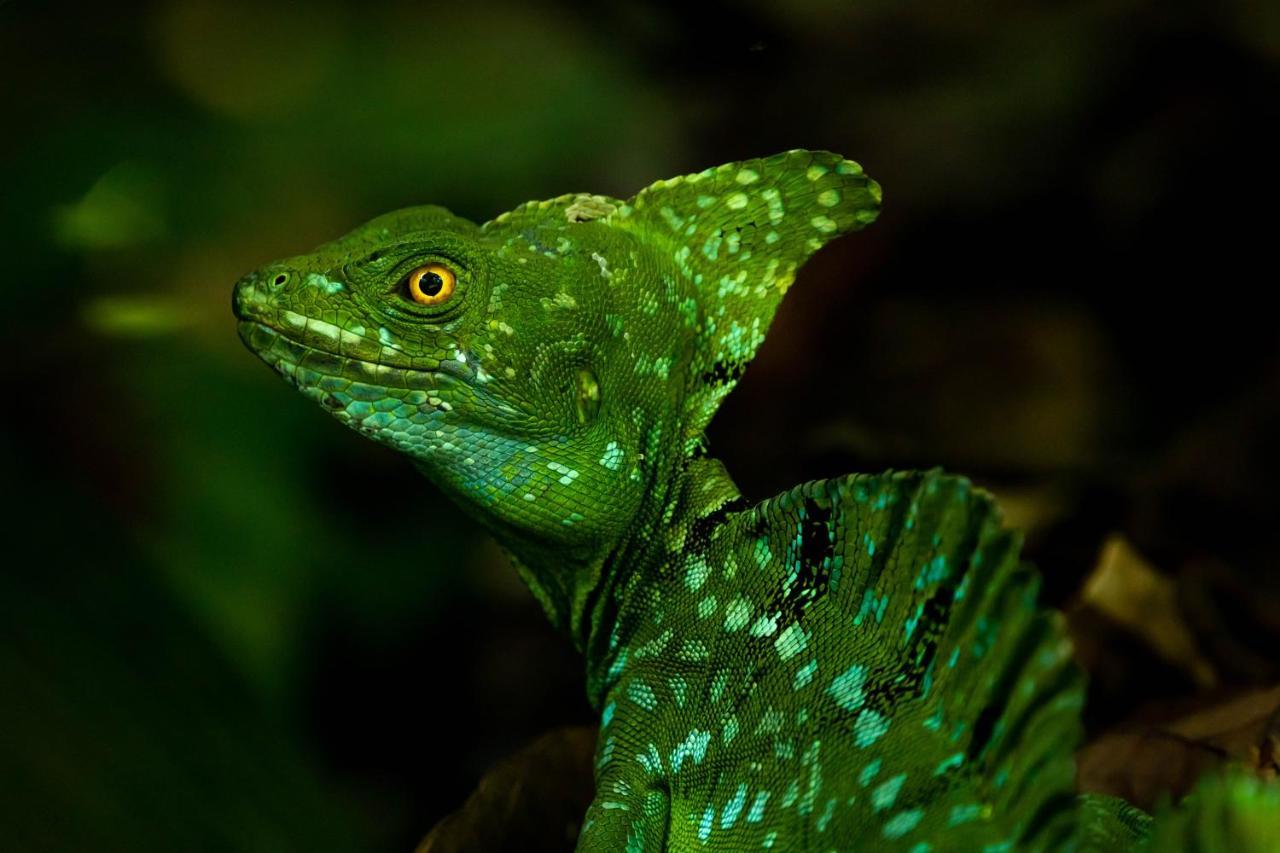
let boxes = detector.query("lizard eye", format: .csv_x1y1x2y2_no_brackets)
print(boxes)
403,263,457,306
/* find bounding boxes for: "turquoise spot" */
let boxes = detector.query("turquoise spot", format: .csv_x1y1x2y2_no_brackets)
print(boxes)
599,441,624,470
855,709,890,747
827,664,865,711
634,628,672,660
608,648,628,679
762,187,785,223
903,602,925,641
859,759,881,787
923,705,944,731
948,803,983,827
721,783,748,829
750,614,779,637
670,729,711,772
883,809,924,840
722,715,738,744
627,681,657,711
854,589,889,626
872,773,906,812
669,675,688,706
678,639,709,661
710,670,729,704
305,272,344,293
935,752,965,776
747,791,770,823
723,598,753,632
793,659,818,690
685,554,711,591
753,536,772,568
596,735,615,769
659,206,685,232
699,804,714,841
915,554,949,589
816,797,837,832
755,708,784,736
774,624,808,660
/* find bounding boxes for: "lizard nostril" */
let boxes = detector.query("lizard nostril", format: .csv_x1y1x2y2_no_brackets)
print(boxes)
233,265,291,319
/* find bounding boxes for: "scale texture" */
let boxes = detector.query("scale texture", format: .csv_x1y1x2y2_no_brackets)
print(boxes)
233,150,1271,851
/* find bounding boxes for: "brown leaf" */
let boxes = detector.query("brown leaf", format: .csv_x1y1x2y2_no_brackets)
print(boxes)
1080,534,1217,688
1163,685,1280,777
1077,729,1227,810
1078,685,1280,809
418,726,596,853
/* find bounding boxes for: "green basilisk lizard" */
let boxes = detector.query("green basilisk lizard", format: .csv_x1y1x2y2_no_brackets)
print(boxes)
233,150,1276,850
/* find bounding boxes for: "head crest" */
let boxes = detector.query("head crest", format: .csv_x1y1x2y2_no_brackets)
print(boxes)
606,150,881,440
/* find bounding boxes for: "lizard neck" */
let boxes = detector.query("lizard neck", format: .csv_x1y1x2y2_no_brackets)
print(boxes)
579,450,744,709
450,435,743,710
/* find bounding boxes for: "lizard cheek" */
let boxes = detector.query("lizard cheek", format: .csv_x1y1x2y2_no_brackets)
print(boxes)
575,368,601,425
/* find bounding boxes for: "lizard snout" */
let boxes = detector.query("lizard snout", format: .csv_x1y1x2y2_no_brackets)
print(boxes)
231,272,259,321
232,265,295,322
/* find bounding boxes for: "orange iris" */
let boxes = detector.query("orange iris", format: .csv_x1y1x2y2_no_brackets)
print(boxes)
406,263,457,306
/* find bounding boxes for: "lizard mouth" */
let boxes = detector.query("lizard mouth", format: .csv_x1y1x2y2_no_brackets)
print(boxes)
237,320,469,392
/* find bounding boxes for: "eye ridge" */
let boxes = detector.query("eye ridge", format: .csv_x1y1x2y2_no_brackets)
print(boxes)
403,262,457,307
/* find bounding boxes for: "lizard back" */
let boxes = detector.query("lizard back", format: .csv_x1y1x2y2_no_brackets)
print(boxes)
591,467,1087,850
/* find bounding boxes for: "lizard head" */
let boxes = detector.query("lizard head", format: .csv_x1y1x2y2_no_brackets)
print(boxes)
234,151,880,636
233,200,655,545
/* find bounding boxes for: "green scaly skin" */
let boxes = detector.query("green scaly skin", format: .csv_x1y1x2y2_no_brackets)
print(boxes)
233,151,1262,850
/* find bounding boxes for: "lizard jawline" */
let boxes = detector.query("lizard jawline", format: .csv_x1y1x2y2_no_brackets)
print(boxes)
238,320,462,392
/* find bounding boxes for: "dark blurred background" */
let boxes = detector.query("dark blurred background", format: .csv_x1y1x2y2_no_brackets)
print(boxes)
2,1,1277,850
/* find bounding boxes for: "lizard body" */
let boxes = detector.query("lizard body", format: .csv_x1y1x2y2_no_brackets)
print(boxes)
234,151,1274,850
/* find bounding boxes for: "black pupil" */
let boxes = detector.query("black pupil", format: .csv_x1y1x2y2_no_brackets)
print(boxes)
420,271,444,296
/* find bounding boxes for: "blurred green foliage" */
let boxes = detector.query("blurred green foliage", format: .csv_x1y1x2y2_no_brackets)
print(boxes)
2,0,1277,850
